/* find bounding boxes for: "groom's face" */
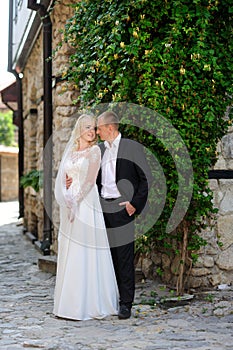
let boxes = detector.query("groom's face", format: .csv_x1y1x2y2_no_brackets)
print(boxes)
96,118,111,141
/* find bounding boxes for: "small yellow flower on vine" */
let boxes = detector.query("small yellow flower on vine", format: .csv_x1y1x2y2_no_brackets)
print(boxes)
204,64,211,71
115,20,119,25
98,92,103,99
112,93,117,101
155,81,159,86
120,42,125,48
180,65,186,75
104,88,108,93
62,70,67,78
61,86,67,92
114,54,119,59
140,14,145,19
133,31,139,38
191,53,201,60
99,21,103,26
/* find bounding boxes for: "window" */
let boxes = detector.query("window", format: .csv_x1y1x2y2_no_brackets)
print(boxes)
13,0,18,23
13,0,23,23
18,0,23,10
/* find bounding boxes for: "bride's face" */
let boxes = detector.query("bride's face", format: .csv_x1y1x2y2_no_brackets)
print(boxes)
80,120,96,142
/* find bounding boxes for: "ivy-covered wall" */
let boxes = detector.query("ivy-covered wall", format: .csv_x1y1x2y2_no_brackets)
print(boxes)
60,0,233,292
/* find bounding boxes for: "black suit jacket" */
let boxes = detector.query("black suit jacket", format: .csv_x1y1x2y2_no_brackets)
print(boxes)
97,138,151,215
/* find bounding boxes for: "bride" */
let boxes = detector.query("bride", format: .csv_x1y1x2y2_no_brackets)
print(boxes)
53,114,119,320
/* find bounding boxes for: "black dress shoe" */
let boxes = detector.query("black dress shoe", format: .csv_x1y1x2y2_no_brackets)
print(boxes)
118,305,131,319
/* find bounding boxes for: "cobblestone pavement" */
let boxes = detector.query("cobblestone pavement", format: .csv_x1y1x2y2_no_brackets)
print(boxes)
0,201,233,350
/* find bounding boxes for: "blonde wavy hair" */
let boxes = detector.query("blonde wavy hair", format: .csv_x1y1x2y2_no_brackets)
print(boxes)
71,114,97,151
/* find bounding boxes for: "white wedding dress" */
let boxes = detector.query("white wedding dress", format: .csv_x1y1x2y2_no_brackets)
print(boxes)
53,145,119,320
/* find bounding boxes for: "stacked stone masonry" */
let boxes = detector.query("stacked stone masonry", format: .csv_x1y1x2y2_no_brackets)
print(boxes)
0,147,18,202
188,128,233,288
22,0,76,244
137,130,233,289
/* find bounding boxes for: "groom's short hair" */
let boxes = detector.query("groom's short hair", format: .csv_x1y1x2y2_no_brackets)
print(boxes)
97,111,119,129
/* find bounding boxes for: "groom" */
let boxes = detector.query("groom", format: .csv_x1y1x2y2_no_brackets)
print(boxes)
96,111,151,320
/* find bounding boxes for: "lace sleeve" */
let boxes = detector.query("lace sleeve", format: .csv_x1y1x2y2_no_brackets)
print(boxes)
74,145,101,204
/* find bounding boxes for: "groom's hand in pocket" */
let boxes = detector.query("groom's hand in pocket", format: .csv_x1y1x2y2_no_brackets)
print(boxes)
119,201,136,216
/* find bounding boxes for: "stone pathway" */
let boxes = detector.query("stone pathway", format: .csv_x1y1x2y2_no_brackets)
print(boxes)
0,201,233,350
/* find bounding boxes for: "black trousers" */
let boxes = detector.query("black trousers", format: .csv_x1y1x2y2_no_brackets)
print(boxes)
101,198,135,308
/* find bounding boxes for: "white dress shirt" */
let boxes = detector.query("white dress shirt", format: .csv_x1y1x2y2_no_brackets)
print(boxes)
101,133,122,199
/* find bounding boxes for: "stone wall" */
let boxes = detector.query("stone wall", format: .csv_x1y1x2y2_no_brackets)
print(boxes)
22,30,44,240
136,127,233,289
191,126,233,288
51,0,78,253
0,146,18,202
22,1,77,245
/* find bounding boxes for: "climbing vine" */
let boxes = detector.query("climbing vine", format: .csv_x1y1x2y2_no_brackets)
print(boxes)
60,0,233,294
